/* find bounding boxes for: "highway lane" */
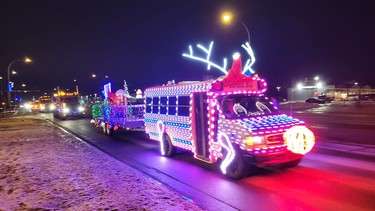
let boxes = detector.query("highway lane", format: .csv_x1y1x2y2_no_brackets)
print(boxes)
40,113,375,211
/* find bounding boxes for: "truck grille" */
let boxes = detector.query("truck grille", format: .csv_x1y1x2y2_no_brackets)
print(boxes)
266,134,284,146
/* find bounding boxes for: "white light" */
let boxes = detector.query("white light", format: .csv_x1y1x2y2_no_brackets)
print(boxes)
24,103,32,109
284,126,315,155
197,41,213,70
232,52,240,60
316,82,322,88
314,76,319,81
78,106,85,112
63,107,70,113
218,132,235,174
50,104,56,110
157,121,166,155
297,83,303,90
253,136,264,144
241,42,256,74
182,41,228,75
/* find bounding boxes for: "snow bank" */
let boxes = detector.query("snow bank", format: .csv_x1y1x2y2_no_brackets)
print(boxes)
0,117,203,210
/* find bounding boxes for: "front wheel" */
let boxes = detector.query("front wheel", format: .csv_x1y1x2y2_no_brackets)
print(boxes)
221,146,247,180
106,125,114,136
102,123,107,135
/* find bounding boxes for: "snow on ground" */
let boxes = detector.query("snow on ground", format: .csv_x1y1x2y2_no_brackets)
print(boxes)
0,117,203,211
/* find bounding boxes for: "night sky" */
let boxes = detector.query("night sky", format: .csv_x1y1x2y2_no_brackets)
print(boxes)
1,0,374,100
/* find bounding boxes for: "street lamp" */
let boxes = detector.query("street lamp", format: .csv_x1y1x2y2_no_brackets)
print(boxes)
221,11,251,44
7,57,32,109
0,76,3,103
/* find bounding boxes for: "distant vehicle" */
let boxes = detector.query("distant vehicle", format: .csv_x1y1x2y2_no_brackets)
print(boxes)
53,86,86,120
32,100,40,111
317,95,334,103
39,95,54,112
357,95,373,101
305,97,325,104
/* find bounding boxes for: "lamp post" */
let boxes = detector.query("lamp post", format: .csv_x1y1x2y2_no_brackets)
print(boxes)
0,76,3,104
221,12,251,44
7,57,32,109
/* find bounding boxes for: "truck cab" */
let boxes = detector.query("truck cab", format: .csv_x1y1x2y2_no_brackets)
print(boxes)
53,86,85,120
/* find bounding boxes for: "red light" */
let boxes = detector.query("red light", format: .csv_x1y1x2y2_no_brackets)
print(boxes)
213,81,222,91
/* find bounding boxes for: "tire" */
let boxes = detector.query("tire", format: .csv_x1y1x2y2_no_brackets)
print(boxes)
102,123,107,135
161,133,175,157
222,146,247,180
282,158,302,168
106,125,113,136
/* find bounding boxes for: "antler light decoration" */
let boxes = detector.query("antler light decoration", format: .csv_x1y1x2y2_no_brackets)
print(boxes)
183,41,256,76
241,42,256,75
183,41,228,74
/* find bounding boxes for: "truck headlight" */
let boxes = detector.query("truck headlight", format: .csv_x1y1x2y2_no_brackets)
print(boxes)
63,107,70,113
245,136,265,146
78,106,85,112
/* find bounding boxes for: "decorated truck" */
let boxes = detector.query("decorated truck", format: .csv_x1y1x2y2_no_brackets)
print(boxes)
39,95,54,112
92,82,145,135
92,42,315,179
53,86,86,120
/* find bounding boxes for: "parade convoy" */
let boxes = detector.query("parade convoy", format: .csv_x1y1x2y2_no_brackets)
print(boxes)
90,46,315,179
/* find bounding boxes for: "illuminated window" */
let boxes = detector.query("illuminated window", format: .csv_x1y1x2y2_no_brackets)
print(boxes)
146,97,152,113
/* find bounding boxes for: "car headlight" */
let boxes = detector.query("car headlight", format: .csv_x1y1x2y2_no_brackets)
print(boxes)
63,107,70,113
245,136,265,146
78,106,85,112
50,104,56,110
24,103,33,109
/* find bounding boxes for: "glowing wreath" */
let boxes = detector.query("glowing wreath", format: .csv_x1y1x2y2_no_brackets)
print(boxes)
283,126,315,155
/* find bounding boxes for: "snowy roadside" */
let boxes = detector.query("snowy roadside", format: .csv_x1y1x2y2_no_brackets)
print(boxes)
0,117,203,210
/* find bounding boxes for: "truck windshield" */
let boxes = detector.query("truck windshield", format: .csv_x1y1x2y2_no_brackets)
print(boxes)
61,97,79,104
218,95,279,118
